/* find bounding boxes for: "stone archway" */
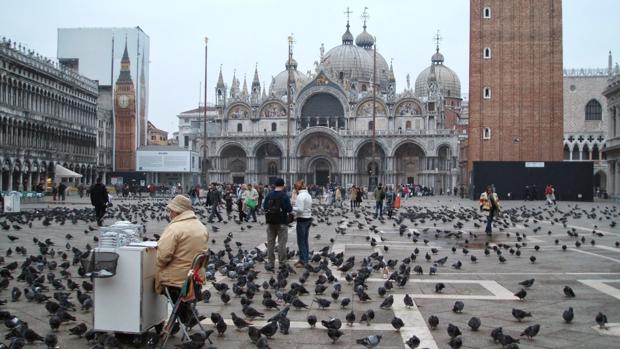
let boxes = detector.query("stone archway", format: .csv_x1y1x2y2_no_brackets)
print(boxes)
594,170,607,193
255,142,283,185
393,142,427,186
220,144,247,184
356,141,386,190
299,92,345,129
297,132,341,185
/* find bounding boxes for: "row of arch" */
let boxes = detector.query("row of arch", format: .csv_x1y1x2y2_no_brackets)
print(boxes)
0,157,97,192
0,116,97,157
0,72,97,129
563,142,605,161
224,95,426,121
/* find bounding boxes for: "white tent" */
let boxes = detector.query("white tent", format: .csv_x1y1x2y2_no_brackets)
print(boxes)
55,164,82,179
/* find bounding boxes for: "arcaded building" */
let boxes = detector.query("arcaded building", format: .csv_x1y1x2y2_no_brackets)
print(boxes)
198,18,463,191
0,37,98,191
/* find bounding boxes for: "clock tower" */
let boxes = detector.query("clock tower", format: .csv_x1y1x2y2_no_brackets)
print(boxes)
114,40,137,172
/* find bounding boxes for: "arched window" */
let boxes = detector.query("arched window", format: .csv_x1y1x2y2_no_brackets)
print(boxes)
339,72,344,80
405,121,412,129
563,144,570,160
368,121,374,130
483,127,491,140
483,87,491,99
484,47,492,59
361,84,367,92
271,122,277,132
237,123,242,132
483,7,491,18
585,99,602,120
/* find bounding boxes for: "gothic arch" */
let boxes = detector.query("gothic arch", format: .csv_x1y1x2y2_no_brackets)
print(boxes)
294,128,344,158
216,141,249,157
390,139,428,157
225,102,252,119
355,97,387,117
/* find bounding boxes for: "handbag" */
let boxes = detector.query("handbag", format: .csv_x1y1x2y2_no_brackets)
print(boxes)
246,197,257,209
394,195,401,209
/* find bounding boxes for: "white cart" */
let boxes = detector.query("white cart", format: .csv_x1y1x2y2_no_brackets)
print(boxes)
93,242,167,333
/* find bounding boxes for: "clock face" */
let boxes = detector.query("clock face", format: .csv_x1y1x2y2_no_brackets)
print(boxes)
118,95,129,109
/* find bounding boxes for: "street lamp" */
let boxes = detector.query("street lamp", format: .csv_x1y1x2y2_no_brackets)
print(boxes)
203,36,208,185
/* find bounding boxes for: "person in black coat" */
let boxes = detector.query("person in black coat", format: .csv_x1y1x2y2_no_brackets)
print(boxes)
90,177,109,226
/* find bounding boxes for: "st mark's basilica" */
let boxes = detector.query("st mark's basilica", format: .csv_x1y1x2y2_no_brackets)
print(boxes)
204,15,463,190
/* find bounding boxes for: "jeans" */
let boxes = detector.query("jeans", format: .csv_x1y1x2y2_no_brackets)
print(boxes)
485,213,494,234
165,286,192,325
267,224,288,266
375,201,383,217
208,205,223,222
296,219,312,264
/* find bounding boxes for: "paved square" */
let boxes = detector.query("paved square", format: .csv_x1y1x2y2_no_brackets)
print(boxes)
1,195,619,348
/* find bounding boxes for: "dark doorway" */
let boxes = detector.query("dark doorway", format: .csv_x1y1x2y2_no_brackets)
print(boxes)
233,176,245,184
316,170,330,186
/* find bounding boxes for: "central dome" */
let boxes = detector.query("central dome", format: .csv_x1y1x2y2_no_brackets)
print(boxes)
322,22,374,86
269,59,310,98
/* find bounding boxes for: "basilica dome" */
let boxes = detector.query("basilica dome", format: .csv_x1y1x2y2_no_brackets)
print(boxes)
269,58,310,98
322,22,374,86
415,49,461,99
355,25,391,93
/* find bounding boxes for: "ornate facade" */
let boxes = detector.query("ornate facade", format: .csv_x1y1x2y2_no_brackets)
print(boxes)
603,62,620,200
0,37,98,191
200,19,462,191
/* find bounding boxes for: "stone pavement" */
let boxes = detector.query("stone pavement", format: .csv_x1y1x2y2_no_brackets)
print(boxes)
1,195,619,348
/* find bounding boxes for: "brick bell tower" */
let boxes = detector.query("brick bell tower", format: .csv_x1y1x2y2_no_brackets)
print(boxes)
114,39,137,171
467,0,564,177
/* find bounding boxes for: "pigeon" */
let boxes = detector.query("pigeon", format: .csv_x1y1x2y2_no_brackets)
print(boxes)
242,305,264,319
44,333,58,349
452,300,464,313
447,323,462,338
231,312,252,330
562,307,574,323
259,320,278,338
248,326,261,343
356,335,382,348
314,297,331,309
307,314,317,328
435,282,445,293
68,322,88,337
321,317,342,330
216,318,227,336
346,310,356,326
514,288,527,301
24,328,45,343
595,312,608,329
379,295,394,309
391,316,405,331
404,294,414,308
563,286,576,298
512,308,532,322
518,278,535,288
468,316,481,331
448,336,463,349
256,335,270,349
327,328,344,344
405,335,421,348
291,298,309,309
428,315,439,329
521,323,540,339
360,310,375,326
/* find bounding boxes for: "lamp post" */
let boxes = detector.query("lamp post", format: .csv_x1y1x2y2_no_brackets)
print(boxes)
203,36,208,185
286,35,294,187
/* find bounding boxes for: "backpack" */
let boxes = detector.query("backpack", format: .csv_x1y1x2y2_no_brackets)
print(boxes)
265,197,284,224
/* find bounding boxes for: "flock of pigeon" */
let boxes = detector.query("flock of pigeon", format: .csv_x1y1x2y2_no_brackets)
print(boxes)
0,197,618,349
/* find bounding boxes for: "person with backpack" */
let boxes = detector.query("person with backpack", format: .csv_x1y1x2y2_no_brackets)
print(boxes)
292,180,312,268
480,185,500,236
262,178,292,269
374,183,385,218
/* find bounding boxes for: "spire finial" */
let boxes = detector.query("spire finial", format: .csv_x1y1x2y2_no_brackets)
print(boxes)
361,7,369,29
433,30,442,53
344,6,353,28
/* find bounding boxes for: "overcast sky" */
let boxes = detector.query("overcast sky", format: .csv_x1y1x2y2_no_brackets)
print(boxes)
2,0,619,134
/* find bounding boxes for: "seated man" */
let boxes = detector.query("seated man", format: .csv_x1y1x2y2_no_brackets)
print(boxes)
155,195,209,326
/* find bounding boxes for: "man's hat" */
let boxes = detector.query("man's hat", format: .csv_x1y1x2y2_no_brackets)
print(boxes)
166,195,192,213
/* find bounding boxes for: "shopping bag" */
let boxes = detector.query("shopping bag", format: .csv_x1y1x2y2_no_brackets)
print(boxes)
246,197,257,209
394,195,401,209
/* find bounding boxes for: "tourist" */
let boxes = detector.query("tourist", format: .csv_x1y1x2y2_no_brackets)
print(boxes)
58,182,67,201
385,186,396,219
223,185,234,218
479,185,500,236
374,183,385,218
262,178,292,269
156,194,208,326
293,180,312,268
335,186,342,207
349,185,357,209
544,184,554,205
356,186,363,207
90,177,109,226
207,184,223,223
244,183,259,222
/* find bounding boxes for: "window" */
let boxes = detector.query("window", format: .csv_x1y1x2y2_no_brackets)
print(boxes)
483,7,491,18
184,136,189,147
484,47,492,59
268,162,278,176
368,121,374,130
271,122,277,132
237,123,242,132
339,72,344,80
483,127,491,140
483,87,491,99
585,99,602,120
405,120,412,130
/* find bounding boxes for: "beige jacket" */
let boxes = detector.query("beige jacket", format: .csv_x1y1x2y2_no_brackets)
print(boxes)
155,210,209,294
